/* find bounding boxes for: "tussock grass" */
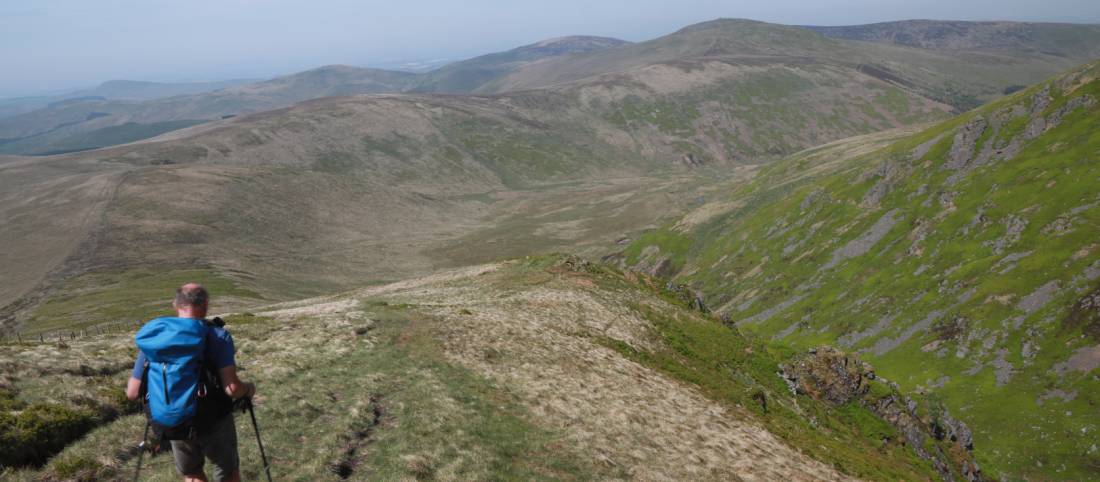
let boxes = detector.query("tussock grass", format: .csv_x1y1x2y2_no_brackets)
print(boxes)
4,276,606,480
25,268,262,336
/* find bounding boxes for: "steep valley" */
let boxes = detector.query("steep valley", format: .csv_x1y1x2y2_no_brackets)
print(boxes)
0,50,952,333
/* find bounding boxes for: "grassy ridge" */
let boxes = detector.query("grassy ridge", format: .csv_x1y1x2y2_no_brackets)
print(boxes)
509,256,948,480
3,255,952,479
2,306,610,480
24,268,263,336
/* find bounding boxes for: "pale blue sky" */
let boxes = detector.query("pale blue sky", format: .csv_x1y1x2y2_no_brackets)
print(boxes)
3,0,1099,97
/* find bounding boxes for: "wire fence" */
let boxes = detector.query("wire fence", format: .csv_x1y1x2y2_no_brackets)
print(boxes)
0,320,143,345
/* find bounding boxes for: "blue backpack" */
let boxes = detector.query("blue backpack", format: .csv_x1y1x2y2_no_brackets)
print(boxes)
135,317,234,441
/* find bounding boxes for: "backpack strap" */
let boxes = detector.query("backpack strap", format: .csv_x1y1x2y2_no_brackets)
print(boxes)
194,317,235,428
197,317,219,399
138,360,150,400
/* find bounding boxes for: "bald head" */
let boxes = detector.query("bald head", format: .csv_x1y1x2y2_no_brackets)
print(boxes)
174,283,209,318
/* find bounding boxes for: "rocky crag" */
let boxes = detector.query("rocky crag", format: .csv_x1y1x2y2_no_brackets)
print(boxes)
781,347,982,481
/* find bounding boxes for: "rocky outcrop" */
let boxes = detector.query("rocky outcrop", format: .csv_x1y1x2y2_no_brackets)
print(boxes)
1025,90,1096,140
822,209,902,270
628,245,677,278
664,281,709,313
780,347,984,482
861,159,905,207
780,346,873,404
680,152,705,167
945,116,987,171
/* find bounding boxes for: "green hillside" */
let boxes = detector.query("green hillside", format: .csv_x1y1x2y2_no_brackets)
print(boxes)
804,20,1100,57
621,61,1100,479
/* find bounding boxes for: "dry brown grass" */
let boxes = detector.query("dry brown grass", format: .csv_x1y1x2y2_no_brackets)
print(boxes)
256,261,854,481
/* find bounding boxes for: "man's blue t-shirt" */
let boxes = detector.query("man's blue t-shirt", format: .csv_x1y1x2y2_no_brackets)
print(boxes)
131,318,236,379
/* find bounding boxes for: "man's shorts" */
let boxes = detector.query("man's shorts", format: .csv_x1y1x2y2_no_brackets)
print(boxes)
170,414,240,481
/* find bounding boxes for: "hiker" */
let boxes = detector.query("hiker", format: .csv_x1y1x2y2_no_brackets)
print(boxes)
125,283,257,482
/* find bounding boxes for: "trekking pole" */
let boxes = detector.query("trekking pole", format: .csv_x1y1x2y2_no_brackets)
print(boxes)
133,419,150,482
246,398,274,482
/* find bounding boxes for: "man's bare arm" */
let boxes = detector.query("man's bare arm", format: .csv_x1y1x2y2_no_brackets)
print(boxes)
218,365,256,399
125,376,142,401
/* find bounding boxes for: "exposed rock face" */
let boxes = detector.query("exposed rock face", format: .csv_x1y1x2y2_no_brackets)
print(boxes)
631,245,676,278
822,209,902,270
780,347,984,482
985,214,1028,254
780,346,872,404
945,116,987,170
647,257,674,278
680,152,704,167
554,254,597,273
1027,94,1098,139
665,281,709,313
1066,284,1100,341
861,159,903,207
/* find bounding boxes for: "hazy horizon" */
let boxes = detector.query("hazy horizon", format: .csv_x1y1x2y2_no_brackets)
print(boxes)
4,0,1100,98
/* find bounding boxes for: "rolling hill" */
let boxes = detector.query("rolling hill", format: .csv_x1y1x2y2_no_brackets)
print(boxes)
618,60,1100,479
9,18,1097,347
3,18,1098,156
410,35,631,93
0,37,627,156
804,19,1100,56
0,66,420,155
0,79,255,120
0,44,954,334
462,19,1100,107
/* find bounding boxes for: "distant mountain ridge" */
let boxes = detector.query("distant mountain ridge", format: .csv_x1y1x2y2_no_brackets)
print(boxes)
0,78,254,120
2,18,1098,156
0,37,630,155
803,19,1100,57
411,35,632,93
67,78,259,100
